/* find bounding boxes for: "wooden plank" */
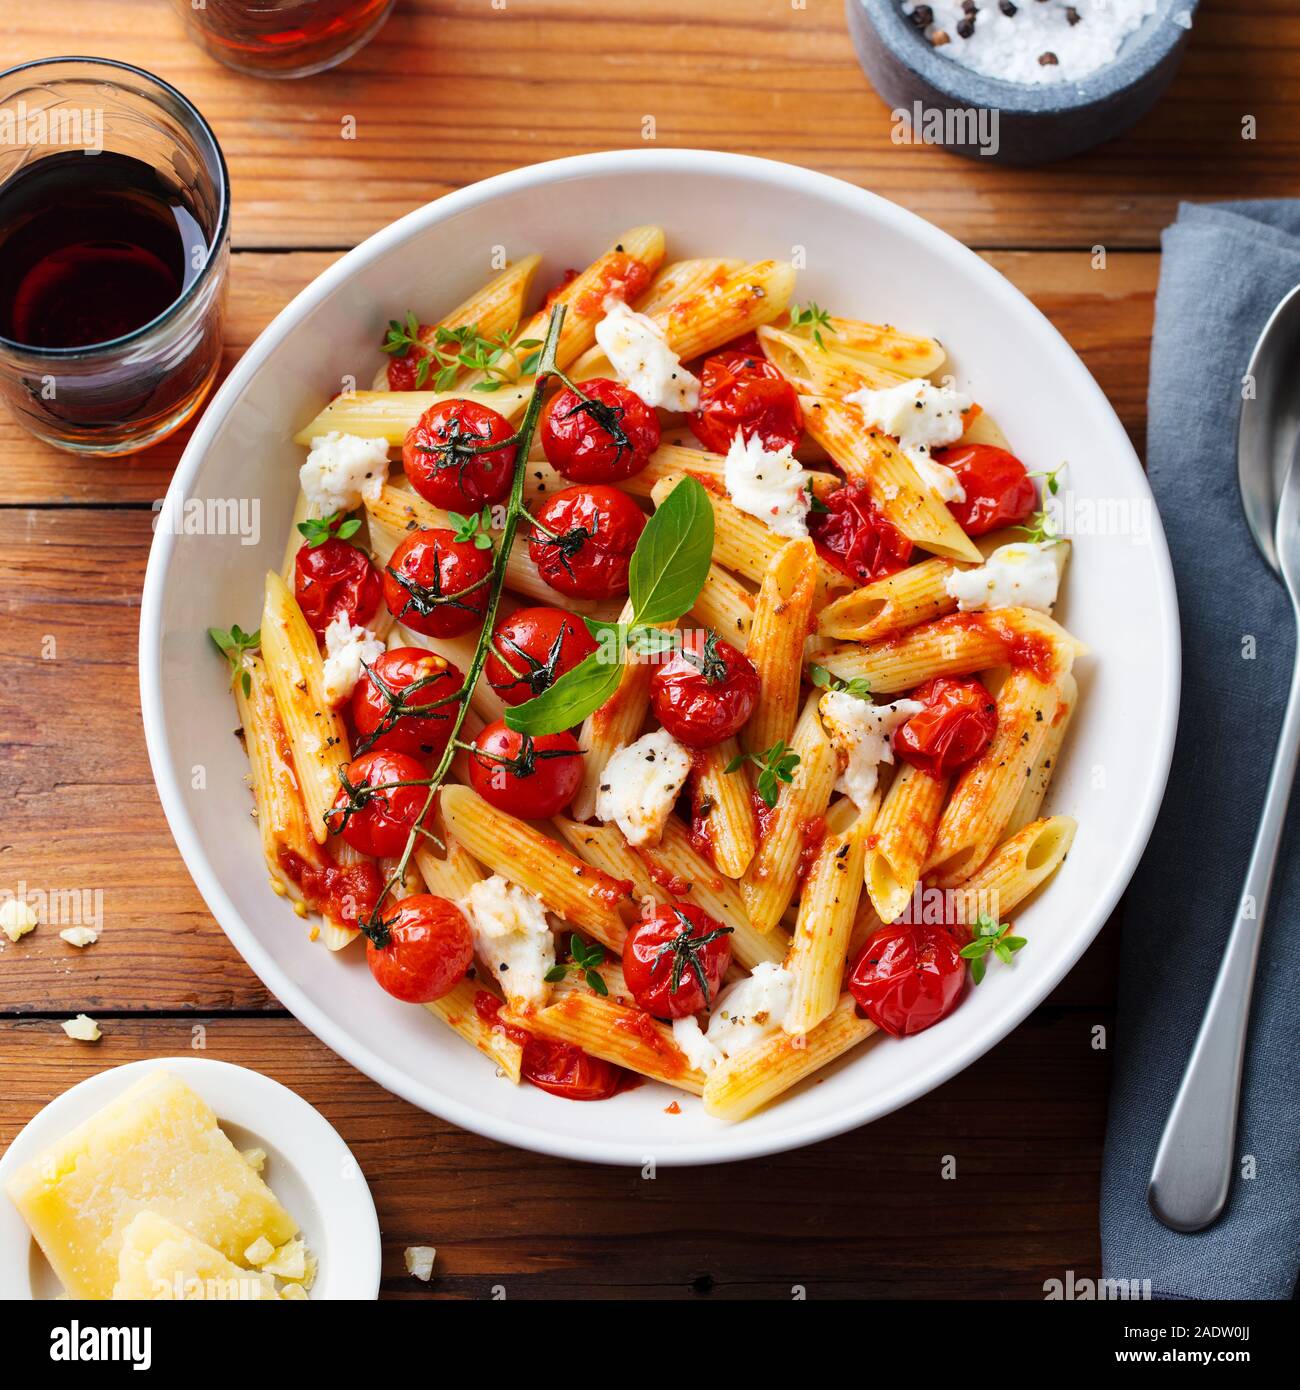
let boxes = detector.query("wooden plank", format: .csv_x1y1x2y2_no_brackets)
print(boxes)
0,1010,1110,1297
0,250,1156,505
3,1,1296,254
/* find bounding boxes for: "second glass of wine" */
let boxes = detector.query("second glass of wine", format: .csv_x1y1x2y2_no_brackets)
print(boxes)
171,0,398,78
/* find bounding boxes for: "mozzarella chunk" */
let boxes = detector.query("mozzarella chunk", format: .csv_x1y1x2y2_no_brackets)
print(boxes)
404,1246,437,1281
321,612,385,706
818,690,924,811
594,297,700,411
945,540,1061,614
671,963,795,1073
595,729,692,848
0,898,38,942
723,430,810,538
459,875,555,1007
846,379,972,502
61,1014,102,1042
299,431,390,515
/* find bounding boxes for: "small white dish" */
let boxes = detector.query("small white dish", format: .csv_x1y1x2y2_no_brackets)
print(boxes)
140,148,1180,1166
0,1057,381,1300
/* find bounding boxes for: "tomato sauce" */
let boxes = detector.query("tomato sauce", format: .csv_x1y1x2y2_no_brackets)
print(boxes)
611,1004,685,1078
752,788,777,843
571,254,652,322
796,815,827,885
640,853,692,899
278,850,382,930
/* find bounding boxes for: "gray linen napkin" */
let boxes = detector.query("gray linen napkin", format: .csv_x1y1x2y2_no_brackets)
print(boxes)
1100,202,1300,1300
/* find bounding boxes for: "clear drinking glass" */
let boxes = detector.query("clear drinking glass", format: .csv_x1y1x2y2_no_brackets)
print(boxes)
170,0,398,79
0,57,230,457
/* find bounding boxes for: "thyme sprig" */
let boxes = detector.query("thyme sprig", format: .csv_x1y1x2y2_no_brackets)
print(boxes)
297,511,362,548
209,624,260,697
545,933,609,996
381,312,542,393
726,740,801,808
809,664,872,700
355,304,569,940
959,912,1027,985
789,301,833,350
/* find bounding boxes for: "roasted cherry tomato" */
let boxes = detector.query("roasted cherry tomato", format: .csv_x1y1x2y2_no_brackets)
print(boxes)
540,377,660,483
521,1036,622,1101
484,606,598,707
688,347,803,455
649,630,759,749
383,526,493,638
384,323,433,392
622,902,734,1020
808,481,914,584
327,749,434,858
931,444,1037,537
467,720,584,819
894,676,998,780
294,536,381,640
403,398,517,511
351,647,462,758
848,921,965,1037
366,894,474,1004
527,484,646,601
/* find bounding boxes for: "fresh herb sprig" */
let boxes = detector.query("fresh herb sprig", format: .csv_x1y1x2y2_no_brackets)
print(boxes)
959,912,1027,985
209,624,260,697
381,312,541,393
789,301,833,350
503,474,716,736
297,511,362,548
809,664,872,700
448,507,494,550
726,740,801,808
545,934,609,996
1018,464,1067,545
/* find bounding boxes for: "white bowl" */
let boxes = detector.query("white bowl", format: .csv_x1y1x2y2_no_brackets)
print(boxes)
0,1057,381,1298
140,150,1179,1166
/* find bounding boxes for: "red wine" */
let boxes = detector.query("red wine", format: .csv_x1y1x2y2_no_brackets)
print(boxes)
0,150,209,350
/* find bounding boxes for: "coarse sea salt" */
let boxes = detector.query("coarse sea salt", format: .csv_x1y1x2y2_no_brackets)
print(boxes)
902,1,1159,86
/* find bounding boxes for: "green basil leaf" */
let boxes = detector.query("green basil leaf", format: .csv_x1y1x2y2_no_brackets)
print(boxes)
504,650,624,736
628,475,714,627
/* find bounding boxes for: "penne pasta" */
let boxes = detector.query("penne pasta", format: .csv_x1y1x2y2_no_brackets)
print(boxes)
689,738,757,879
816,556,960,642
744,537,818,756
946,816,1078,927
440,785,629,949
865,763,949,923
1006,672,1076,836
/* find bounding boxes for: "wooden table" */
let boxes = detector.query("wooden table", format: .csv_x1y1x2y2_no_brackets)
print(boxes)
2,0,1296,1300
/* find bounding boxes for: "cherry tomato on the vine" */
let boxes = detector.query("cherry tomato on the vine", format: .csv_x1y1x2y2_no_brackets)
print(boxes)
365,894,474,1003
541,377,660,483
295,536,381,639
484,607,598,707
847,921,965,1037
893,676,997,780
688,348,803,455
931,444,1037,537
403,398,517,512
807,482,914,585
467,720,584,819
649,630,759,749
327,749,434,858
351,647,462,757
383,526,493,638
622,902,734,1020
527,484,646,601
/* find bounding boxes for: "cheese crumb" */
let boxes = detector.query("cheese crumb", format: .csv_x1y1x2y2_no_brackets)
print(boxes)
321,612,385,705
0,898,38,942
59,926,99,948
595,298,701,411
595,728,692,848
847,379,972,501
241,1147,267,1173
280,1281,310,1300
945,540,1061,613
818,691,924,811
243,1235,276,1266
260,1237,308,1281
299,431,390,515
723,430,810,538
405,1245,437,1281
459,876,555,1008
61,1014,102,1042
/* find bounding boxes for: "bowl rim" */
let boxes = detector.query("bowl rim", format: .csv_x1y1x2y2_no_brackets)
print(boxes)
854,0,1200,114
139,148,1181,1166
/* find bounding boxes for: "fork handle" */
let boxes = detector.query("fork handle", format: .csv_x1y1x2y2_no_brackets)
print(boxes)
1147,645,1300,1231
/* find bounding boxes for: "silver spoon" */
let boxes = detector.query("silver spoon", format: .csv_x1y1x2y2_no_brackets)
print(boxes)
1147,284,1300,1232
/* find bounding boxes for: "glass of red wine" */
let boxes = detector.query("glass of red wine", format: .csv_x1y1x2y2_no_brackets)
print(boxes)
170,0,398,79
0,57,230,456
